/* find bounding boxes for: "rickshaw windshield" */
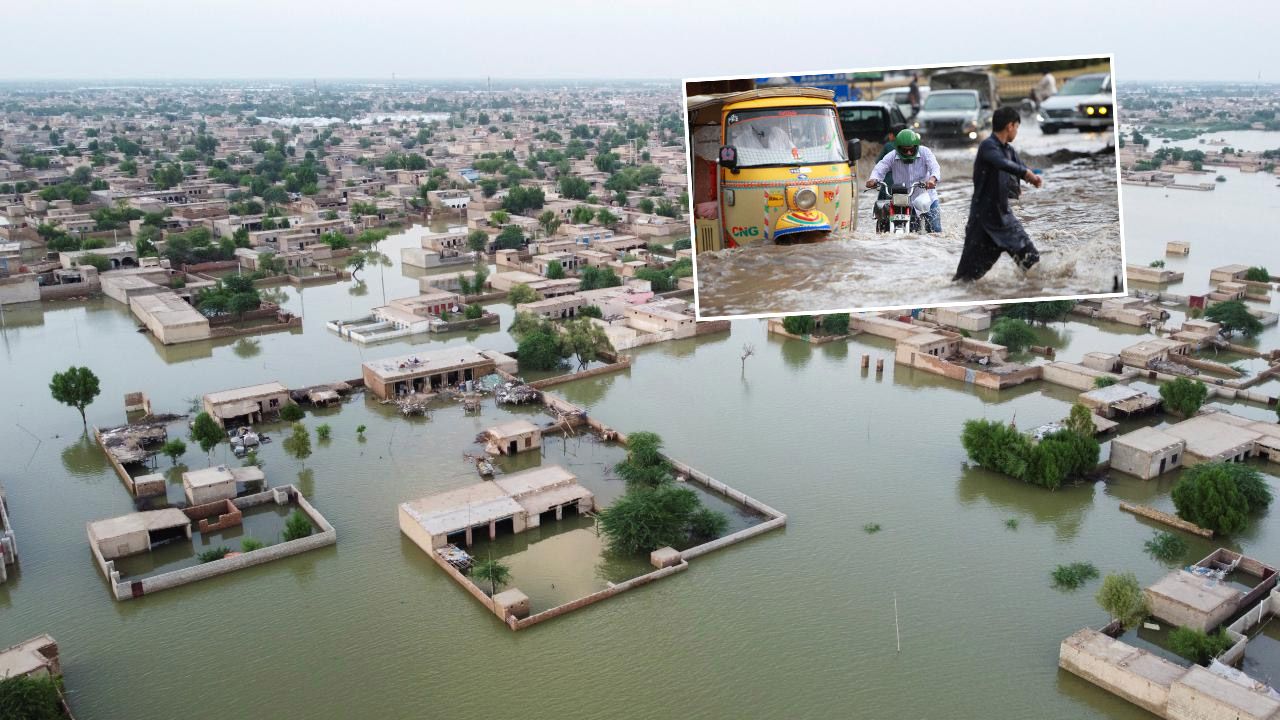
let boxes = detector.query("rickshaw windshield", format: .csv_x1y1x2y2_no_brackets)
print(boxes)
725,106,846,168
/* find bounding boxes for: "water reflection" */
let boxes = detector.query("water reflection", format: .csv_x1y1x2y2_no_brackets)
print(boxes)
955,464,1094,541
232,338,262,358
348,280,369,297
774,336,813,370
60,432,113,479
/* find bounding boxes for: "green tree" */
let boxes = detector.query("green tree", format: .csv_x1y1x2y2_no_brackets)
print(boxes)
1143,531,1187,565
49,366,101,425
1204,300,1263,338
517,329,566,371
1003,301,1076,324
1093,376,1117,388
614,431,673,487
782,315,815,336
466,229,489,253
464,304,484,319
820,314,850,336
545,260,565,280
537,210,562,238
77,253,110,272
508,283,539,306
283,423,313,463
579,266,621,290
316,423,332,442
1064,403,1095,438
489,210,510,225
1244,266,1271,282
279,403,305,422
1095,572,1149,629
598,484,723,555
991,318,1037,353
570,206,596,225
1159,377,1207,418
0,672,65,719
595,208,620,229
241,537,265,552
471,557,512,596
190,412,223,456
563,317,613,368
282,509,314,541
579,305,603,319
1172,462,1272,535
160,438,187,464
559,175,590,199
495,225,525,250
1168,627,1234,666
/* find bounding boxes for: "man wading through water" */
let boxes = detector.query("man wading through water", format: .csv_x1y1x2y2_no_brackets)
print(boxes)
953,106,1043,282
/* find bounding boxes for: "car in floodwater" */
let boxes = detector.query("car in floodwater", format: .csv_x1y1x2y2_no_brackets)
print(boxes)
1038,73,1114,134
913,89,990,143
836,100,909,144
874,85,929,118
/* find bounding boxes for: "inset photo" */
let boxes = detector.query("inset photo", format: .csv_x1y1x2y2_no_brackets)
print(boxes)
686,55,1125,319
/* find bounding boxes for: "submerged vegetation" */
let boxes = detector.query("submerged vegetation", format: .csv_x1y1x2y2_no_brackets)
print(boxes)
1142,531,1188,565
1051,562,1099,590
1167,627,1234,666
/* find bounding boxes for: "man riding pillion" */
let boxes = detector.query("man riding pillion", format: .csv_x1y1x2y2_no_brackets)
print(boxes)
865,129,942,232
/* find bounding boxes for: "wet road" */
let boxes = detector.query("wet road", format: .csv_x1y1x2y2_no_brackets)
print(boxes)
695,126,1123,317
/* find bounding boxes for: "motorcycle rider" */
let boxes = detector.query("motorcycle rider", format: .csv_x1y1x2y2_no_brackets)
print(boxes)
864,128,942,232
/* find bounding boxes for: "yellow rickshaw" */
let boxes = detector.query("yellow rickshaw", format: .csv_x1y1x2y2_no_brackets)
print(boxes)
688,87,859,251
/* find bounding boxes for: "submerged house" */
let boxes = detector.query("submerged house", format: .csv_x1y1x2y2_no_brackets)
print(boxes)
483,420,542,456
362,347,516,400
398,465,593,550
202,382,291,428
87,508,192,560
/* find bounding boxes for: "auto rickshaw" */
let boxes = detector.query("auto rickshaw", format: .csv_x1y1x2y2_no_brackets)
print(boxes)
687,87,859,251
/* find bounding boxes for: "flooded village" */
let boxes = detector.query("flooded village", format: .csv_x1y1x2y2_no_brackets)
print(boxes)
1,78,1279,720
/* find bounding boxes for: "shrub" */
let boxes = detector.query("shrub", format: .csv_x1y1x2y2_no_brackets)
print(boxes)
198,546,231,563
282,509,314,541
781,315,814,336
464,303,483,319
863,523,882,534
1093,376,1117,388
279,403,305,422
1159,377,1208,418
1168,627,1234,665
1143,531,1187,564
1244,266,1270,282
356,424,367,438
0,673,64,720
579,305,603,319
241,537,265,552
315,423,332,441
1005,518,1019,530
1172,462,1272,535
1051,562,1099,590
991,317,1037,353
598,484,715,555
614,431,673,487
820,313,850,336
160,437,187,464
1149,259,1165,268
1095,572,1149,629
688,508,729,540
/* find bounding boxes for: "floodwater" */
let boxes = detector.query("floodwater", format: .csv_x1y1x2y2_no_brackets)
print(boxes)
1,169,1278,719
696,127,1124,317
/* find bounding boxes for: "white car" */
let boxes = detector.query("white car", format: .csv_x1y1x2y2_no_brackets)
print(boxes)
1038,73,1114,134
875,85,929,118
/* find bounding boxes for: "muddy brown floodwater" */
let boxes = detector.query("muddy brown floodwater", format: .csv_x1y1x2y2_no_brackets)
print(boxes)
696,134,1124,318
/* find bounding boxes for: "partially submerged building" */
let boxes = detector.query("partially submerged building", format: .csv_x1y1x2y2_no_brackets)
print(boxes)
398,464,593,550
1120,338,1192,369
1110,426,1185,479
0,486,16,583
202,382,291,428
1060,550,1280,720
130,291,211,345
182,465,265,505
1078,384,1161,419
362,347,516,400
483,420,542,456
88,508,192,561
893,329,1040,390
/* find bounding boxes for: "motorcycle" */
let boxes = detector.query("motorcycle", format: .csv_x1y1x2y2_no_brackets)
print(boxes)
873,181,933,234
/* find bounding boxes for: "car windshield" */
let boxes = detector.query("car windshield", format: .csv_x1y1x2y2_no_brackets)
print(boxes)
725,107,846,167
1059,76,1108,96
923,93,977,111
877,91,907,104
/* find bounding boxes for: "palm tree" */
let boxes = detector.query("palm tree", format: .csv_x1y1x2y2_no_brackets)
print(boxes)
471,557,512,596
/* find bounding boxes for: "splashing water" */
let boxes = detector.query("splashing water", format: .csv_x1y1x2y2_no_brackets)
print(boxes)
696,154,1123,317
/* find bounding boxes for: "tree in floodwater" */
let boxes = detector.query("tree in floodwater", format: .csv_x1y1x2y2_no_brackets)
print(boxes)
282,423,313,464
471,557,512,596
190,412,224,457
991,318,1037,353
1095,572,1149,630
49,366,101,425
1171,462,1272,535
1204,300,1263,339
1158,377,1207,418
614,431,673,487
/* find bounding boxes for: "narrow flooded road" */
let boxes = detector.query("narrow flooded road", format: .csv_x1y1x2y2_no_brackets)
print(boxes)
696,129,1123,317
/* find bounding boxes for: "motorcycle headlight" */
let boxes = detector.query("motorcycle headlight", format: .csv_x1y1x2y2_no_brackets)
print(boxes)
793,188,817,210
913,121,921,129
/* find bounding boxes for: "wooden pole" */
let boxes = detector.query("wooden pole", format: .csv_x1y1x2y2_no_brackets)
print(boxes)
894,592,901,653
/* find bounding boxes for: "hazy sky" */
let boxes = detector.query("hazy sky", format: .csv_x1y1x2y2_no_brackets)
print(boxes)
4,0,1275,83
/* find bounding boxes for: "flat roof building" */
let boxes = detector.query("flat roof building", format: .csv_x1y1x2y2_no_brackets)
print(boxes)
202,382,290,428
362,346,513,400
87,508,191,560
1120,338,1191,368
183,465,265,506
1079,384,1162,419
398,464,594,551
130,291,211,345
1110,426,1186,479
1162,412,1262,465
484,420,542,456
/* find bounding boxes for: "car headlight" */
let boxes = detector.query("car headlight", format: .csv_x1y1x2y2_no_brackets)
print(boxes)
1085,106,1096,116
1099,106,1108,115
913,121,921,129
793,188,817,210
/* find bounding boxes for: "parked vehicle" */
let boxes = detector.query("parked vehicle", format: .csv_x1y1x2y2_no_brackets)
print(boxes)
873,181,932,234
687,87,860,248
836,101,909,144
914,90,990,143
1038,73,1114,134
874,85,929,118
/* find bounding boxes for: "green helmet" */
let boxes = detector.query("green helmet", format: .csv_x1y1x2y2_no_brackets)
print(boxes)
894,128,922,164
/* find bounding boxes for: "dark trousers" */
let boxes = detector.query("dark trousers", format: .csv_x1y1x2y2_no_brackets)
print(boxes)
953,220,1036,281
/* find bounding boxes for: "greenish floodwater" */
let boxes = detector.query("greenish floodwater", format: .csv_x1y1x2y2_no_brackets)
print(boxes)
0,187,1277,719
